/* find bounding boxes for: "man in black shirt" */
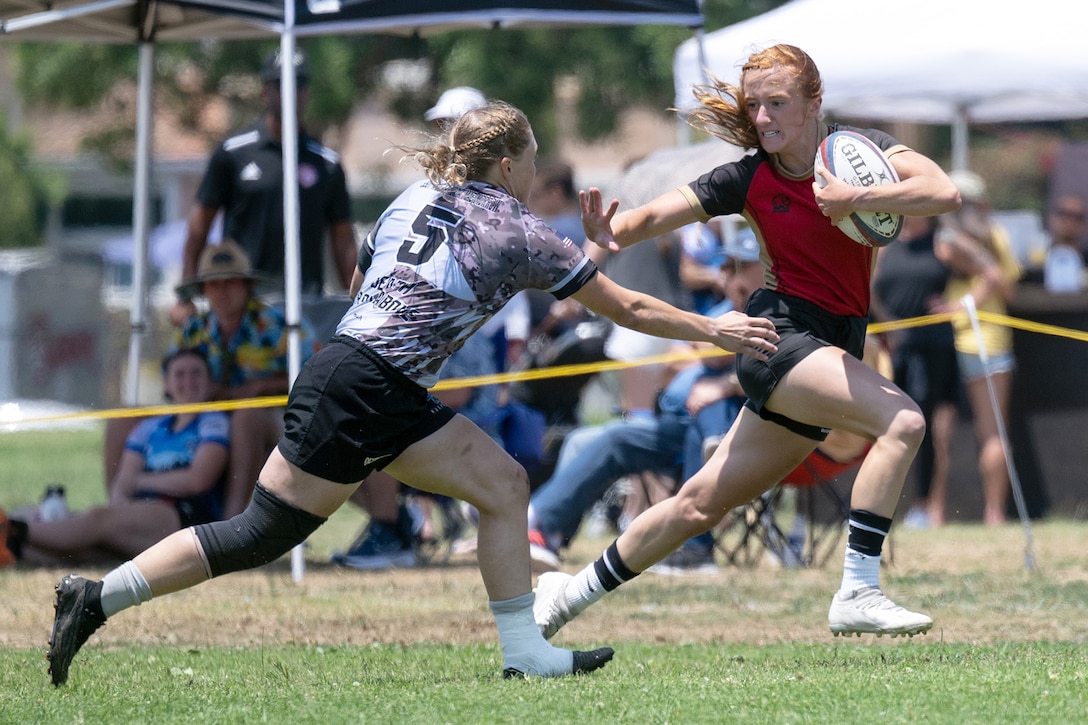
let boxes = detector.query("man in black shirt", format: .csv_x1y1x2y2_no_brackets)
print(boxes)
170,48,356,326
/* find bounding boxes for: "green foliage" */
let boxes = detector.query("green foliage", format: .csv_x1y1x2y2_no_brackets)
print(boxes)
0,116,65,248
8,38,409,152
11,43,136,108
8,1,788,166
422,25,691,153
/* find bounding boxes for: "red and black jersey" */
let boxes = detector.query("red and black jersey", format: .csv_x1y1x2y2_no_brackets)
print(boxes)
680,124,906,318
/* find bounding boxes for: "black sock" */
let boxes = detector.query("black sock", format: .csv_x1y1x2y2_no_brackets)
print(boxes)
593,541,640,592
847,509,891,557
85,580,108,622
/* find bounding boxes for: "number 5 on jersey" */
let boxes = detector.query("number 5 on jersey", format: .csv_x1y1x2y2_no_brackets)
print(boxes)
398,203,464,265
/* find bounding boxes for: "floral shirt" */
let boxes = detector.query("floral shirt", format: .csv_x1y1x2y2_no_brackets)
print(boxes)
174,297,316,387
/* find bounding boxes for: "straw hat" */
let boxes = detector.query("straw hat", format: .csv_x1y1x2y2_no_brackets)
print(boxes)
176,239,259,296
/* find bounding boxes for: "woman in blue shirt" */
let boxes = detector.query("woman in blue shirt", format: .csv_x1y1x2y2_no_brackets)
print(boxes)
5,348,228,566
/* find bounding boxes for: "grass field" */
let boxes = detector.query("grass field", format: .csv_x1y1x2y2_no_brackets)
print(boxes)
2,427,1087,724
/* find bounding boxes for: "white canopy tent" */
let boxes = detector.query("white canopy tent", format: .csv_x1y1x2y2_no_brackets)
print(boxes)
672,0,1088,170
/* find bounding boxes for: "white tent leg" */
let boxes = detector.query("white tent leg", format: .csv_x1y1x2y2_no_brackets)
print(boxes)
951,105,969,172
278,8,308,584
125,40,154,405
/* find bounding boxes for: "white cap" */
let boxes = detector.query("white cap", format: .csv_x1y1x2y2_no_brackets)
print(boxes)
947,169,988,204
424,87,487,122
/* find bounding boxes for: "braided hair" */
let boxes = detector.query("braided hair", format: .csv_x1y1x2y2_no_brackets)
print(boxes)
407,101,532,188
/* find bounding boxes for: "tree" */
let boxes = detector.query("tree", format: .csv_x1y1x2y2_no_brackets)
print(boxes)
8,1,786,160
7,38,398,165
0,112,65,248
408,1,788,154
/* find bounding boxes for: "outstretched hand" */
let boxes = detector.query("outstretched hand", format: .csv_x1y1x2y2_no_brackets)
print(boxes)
711,310,779,361
579,187,621,253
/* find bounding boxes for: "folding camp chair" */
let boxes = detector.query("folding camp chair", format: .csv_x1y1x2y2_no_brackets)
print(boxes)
714,443,870,569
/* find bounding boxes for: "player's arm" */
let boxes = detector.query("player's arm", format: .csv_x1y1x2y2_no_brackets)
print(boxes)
570,271,777,360
580,187,696,253
815,150,960,220
348,231,375,299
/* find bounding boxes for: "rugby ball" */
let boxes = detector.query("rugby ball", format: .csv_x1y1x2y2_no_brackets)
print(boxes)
814,130,903,247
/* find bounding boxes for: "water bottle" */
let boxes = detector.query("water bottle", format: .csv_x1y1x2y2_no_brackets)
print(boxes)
40,485,69,522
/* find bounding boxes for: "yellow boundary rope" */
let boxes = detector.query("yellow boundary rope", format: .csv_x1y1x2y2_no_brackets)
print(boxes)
5,311,1086,429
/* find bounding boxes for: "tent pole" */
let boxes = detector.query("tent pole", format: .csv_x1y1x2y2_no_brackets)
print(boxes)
952,104,969,171
279,3,308,584
125,40,154,405
0,0,129,33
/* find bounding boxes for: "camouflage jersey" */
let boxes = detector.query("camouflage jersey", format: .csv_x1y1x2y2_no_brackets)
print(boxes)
336,179,597,388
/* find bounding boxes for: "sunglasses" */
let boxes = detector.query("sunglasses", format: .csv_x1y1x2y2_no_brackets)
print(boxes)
1055,208,1086,222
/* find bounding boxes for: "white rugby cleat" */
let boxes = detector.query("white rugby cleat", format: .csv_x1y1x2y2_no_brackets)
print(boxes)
829,586,933,638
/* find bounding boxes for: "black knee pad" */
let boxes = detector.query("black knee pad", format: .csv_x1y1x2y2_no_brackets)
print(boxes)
193,483,327,578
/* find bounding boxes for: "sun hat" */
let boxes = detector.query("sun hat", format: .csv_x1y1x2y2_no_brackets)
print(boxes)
176,239,259,297
424,87,487,122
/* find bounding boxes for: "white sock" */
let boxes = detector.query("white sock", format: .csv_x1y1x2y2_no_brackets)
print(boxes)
564,562,608,615
100,560,153,618
840,548,881,593
490,593,572,675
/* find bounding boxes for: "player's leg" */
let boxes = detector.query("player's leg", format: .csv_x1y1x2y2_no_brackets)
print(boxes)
534,410,814,639
48,450,344,686
385,414,612,678
765,346,932,637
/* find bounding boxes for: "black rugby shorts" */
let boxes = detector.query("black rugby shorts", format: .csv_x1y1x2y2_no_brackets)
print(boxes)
736,288,867,441
278,336,455,484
